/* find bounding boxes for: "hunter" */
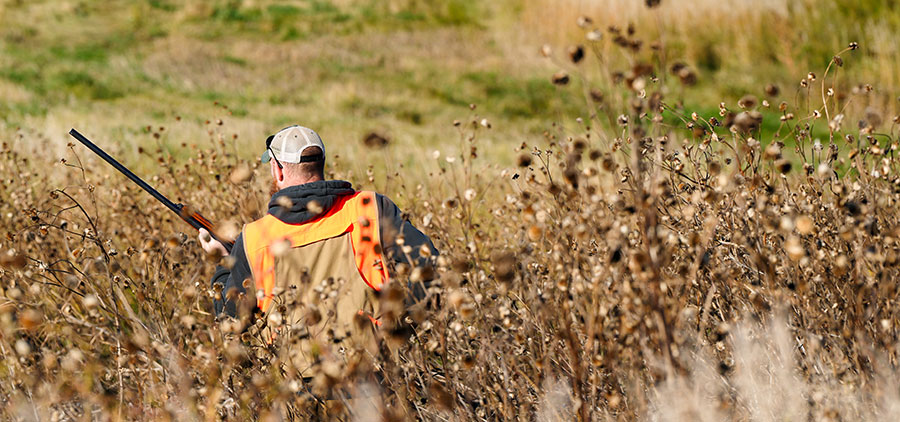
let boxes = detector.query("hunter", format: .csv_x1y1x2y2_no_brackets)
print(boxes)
198,125,437,372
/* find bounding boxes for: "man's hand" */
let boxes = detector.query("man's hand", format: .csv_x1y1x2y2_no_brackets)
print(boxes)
198,228,228,257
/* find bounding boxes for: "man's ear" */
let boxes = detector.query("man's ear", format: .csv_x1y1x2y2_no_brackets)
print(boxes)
271,161,284,181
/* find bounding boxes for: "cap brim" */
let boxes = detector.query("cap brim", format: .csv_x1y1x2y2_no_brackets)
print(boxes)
261,150,271,163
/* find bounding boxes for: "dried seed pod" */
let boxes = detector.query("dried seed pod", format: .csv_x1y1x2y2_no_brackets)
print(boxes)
775,159,792,174
0,251,26,269
527,225,542,242
229,164,252,184
551,71,570,85
677,67,697,86
733,111,763,133
568,45,585,64
540,44,552,57
795,216,815,235
362,132,389,148
738,95,758,109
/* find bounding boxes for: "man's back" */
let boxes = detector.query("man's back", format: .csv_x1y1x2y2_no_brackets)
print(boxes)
208,180,438,377
200,125,438,386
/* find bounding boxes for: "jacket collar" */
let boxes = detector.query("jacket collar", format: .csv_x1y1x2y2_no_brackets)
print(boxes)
267,180,355,224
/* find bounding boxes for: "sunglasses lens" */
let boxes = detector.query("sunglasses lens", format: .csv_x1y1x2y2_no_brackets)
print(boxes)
265,135,274,148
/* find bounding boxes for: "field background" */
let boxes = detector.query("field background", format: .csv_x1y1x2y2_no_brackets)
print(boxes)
2,0,899,168
3,0,900,421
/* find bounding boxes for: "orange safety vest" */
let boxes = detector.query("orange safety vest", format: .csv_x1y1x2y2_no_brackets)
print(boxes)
242,191,389,312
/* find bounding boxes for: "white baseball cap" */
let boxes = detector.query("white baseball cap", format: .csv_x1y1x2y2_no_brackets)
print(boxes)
261,125,326,164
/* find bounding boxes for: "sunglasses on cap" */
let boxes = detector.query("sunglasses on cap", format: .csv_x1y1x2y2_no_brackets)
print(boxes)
265,134,325,170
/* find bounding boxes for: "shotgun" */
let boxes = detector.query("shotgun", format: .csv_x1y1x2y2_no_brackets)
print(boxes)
68,128,234,253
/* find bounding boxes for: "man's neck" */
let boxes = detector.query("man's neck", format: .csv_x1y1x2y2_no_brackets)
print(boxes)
298,175,324,185
280,176,324,190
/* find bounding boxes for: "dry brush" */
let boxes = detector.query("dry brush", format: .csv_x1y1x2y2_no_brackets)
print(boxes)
1,23,900,422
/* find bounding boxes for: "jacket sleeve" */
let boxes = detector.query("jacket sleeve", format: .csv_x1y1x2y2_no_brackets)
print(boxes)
376,194,439,304
376,194,439,267
210,233,254,318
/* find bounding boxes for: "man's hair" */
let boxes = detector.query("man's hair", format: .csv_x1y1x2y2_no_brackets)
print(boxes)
283,146,325,180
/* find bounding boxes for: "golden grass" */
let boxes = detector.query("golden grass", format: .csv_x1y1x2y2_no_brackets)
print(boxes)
4,27,900,420
3,2,900,420
522,0,900,110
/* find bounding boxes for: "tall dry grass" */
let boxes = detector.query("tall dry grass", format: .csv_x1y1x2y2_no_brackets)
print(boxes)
3,13,900,422
521,0,900,109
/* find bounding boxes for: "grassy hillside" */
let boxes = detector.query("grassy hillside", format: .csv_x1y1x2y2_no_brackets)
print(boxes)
0,0,584,174
526,0,900,101
2,0,898,171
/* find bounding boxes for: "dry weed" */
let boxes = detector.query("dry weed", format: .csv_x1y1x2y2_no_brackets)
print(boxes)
1,14,899,422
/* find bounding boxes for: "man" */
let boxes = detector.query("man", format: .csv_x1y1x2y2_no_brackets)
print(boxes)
199,125,437,376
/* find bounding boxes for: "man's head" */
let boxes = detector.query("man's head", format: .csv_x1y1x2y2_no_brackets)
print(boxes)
262,125,326,191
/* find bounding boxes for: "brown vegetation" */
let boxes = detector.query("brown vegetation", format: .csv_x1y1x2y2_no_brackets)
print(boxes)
2,18,900,422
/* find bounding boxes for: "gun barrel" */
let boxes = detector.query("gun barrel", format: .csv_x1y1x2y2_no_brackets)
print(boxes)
68,129,183,215
67,129,234,253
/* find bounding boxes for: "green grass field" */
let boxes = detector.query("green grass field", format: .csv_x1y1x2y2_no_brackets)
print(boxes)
3,0,898,172
0,0,578,173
